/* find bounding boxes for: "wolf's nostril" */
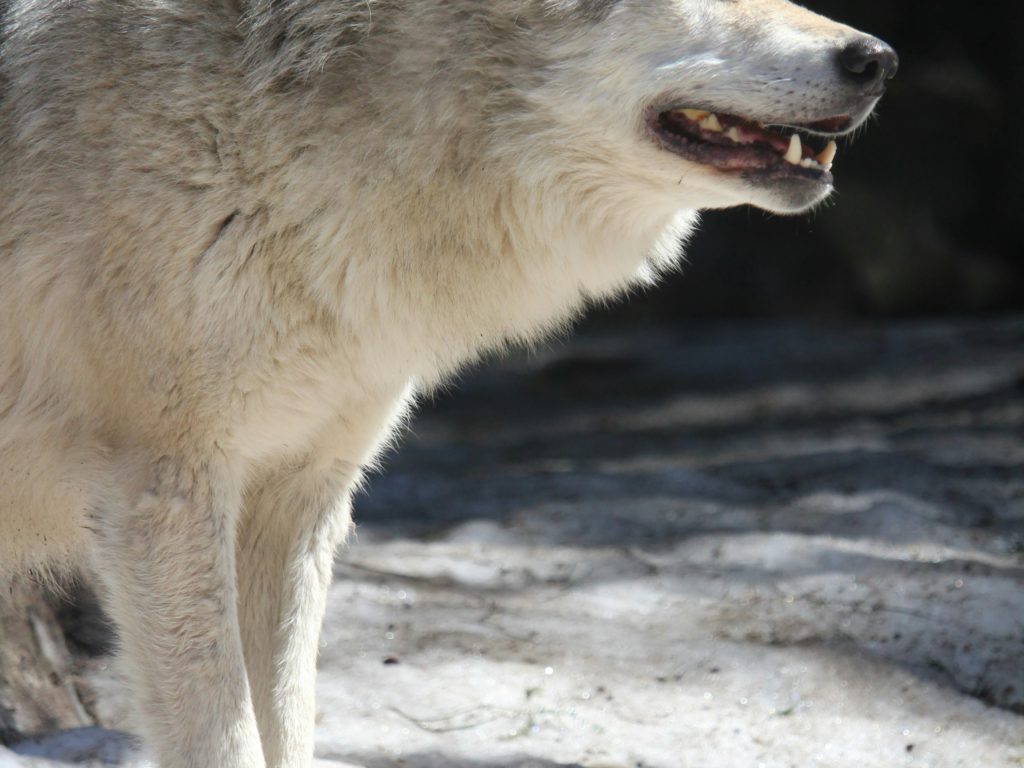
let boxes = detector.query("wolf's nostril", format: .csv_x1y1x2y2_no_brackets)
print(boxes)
839,38,899,92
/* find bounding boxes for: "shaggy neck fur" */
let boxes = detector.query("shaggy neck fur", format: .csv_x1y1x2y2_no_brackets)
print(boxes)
230,0,697,382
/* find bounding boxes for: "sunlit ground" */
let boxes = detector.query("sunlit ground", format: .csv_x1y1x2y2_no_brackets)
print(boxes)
8,317,1024,768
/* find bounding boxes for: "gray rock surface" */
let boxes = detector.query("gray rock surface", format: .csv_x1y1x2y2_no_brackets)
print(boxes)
8,317,1024,767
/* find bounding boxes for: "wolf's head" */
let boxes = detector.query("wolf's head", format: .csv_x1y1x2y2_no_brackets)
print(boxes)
238,0,897,352
247,0,895,218
509,0,897,215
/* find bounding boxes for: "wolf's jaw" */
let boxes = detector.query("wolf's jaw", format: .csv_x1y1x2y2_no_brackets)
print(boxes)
648,107,848,184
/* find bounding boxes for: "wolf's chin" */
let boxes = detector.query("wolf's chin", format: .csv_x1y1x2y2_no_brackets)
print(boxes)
745,176,835,214
672,168,834,214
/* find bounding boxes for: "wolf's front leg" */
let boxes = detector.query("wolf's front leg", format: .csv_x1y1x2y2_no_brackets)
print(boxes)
93,458,265,768
236,463,354,768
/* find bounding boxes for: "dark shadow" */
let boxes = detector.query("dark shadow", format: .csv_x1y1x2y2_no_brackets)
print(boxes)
9,727,138,764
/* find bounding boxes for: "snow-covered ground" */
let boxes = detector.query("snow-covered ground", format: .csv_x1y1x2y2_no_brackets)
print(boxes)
6,318,1024,767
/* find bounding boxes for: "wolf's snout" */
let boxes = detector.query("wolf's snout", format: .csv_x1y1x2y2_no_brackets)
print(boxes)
838,38,899,94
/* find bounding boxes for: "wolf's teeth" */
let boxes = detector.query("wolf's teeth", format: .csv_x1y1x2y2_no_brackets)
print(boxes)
725,127,742,143
784,134,802,165
816,140,837,169
680,109,710,121
799,158,819,169
700,114,723,132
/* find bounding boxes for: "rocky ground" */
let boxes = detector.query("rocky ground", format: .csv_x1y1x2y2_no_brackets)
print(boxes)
4,316,1023,768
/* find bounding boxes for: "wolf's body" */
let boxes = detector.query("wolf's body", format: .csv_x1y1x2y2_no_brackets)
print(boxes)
0,0,894,765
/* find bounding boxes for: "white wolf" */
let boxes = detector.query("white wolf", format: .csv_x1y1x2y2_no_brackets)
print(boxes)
0,0,896,764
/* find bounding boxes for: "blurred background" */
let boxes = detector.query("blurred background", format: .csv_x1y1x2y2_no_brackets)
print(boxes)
599,0,1023,324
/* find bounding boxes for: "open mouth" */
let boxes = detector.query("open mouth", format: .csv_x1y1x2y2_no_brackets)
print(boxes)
648,108,852,185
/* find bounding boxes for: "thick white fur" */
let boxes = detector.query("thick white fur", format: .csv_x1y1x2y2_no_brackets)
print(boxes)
0,0,886,765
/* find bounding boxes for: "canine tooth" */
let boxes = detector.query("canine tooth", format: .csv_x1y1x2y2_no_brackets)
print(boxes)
784,134,802,165
816,140,837,168
725,127,742,143
680,108,710,121
700,113,723,132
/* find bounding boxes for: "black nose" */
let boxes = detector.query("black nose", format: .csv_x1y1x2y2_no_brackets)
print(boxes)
838,38,899,93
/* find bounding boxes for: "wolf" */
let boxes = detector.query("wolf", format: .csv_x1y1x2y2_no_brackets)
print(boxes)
0,0,896,765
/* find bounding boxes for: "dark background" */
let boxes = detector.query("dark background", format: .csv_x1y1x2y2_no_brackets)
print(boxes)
598,1,1023,324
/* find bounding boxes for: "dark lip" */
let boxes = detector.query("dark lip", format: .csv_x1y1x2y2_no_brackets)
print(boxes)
790,115,855,134
741,164,834,186
647,102,859,136
644,105,845,186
